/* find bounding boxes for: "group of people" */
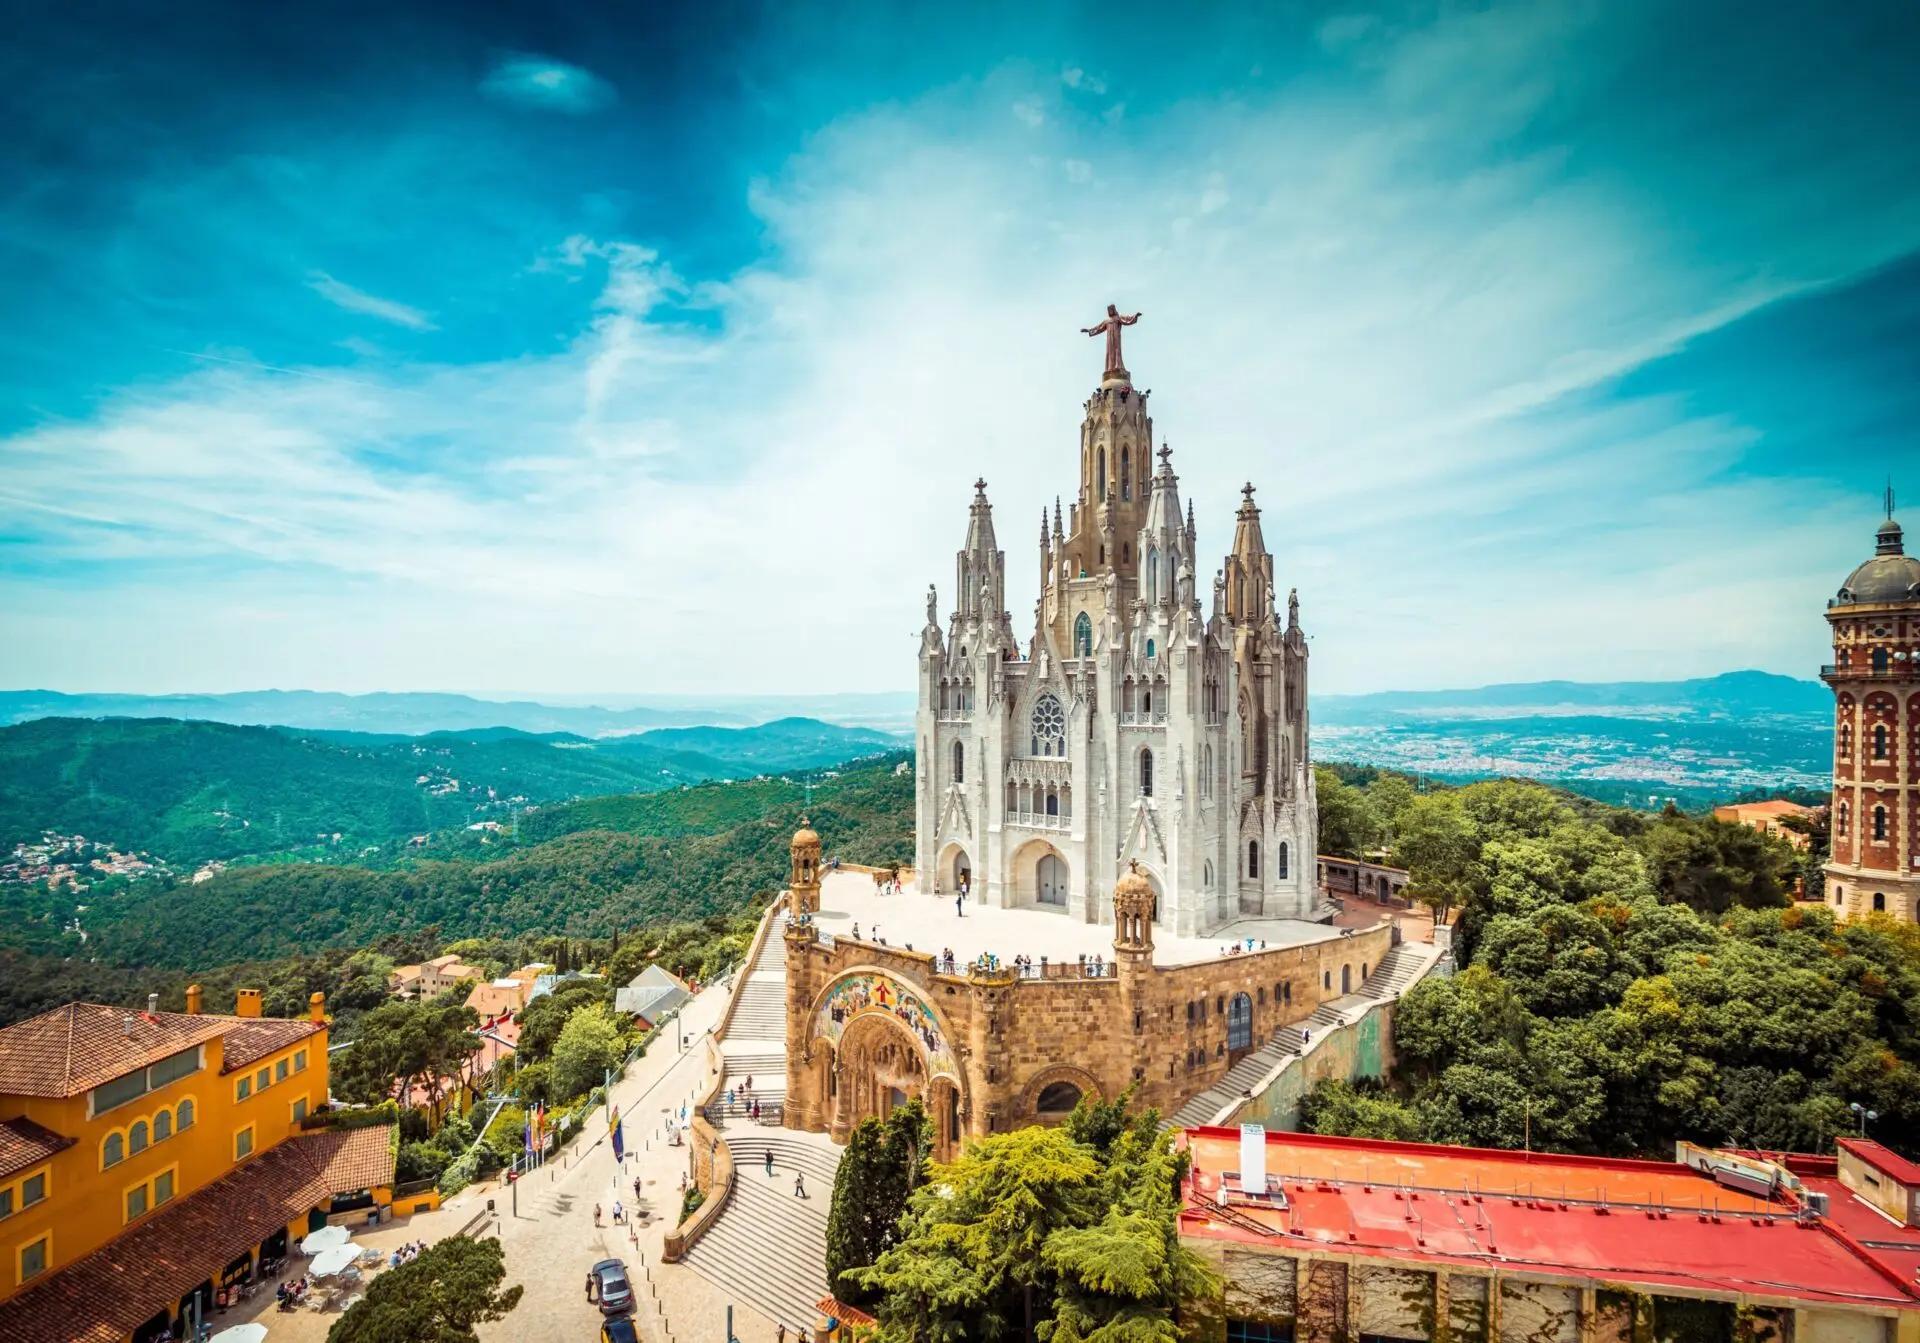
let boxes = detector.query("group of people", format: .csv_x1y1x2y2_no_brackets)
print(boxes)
594,1200,629,1226
275,1277,312,1311
386,1240,429,1269
724,1073,771,1121
1220,937,1269,957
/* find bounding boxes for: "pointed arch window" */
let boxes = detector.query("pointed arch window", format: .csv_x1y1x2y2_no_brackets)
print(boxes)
1097,447,1107,495
1121,445,1131,500
1073,612,1092,657
1145,637,1155,660
1277,841,1289,880
1139,748,1154,798
951,740,964,785
1247,840,1260,880
1146,548,1158,599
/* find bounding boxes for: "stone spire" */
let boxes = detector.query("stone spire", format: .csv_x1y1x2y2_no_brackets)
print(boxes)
1223,483,1276,626
955,478,1007,629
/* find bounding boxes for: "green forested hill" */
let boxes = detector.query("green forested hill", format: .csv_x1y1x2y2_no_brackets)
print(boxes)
14,757,913,970
0,716,899,867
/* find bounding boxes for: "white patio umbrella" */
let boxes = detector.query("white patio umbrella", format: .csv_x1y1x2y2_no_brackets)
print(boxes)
309,1245,360,1278
208,1326,268,1343
300,1224,350,1255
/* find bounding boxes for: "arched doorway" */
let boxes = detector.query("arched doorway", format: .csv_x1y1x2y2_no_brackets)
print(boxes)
1036,1081,1082,1116
1226,992,1253,1057
1011,839,1070,910
1340,964,1351,994
937,842,973,896
1038,853,1067,905
831,1014,930,1140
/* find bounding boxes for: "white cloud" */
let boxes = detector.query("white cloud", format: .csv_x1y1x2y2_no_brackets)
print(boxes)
307,272,437,330
1063,158,1093,184
1011,97,1046,128
480,53,616,114
6,2,1917,697
1062,67,1107,95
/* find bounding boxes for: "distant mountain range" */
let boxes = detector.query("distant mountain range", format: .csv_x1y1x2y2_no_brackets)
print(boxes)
0,689,917,736
1313,671,1831,808
0,715,902,868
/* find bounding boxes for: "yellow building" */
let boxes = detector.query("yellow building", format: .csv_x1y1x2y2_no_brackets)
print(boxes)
0,987,396,1342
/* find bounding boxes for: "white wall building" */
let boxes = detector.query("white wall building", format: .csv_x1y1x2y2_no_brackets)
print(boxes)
915,330,1318,935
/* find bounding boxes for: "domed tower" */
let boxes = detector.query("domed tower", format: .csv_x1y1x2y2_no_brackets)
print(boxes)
1112,860,1156,964
1823,494,1920,923
789,819,822,917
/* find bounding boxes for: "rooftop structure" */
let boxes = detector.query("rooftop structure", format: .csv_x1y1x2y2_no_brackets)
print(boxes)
1178,1126,1920,1338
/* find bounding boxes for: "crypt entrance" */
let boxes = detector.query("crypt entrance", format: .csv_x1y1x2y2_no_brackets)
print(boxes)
825,1012,964,1161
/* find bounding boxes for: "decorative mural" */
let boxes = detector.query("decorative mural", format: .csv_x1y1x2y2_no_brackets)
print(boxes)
814,971,960,1081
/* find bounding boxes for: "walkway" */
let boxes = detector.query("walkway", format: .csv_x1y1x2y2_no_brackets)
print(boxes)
682,906,845,1331
819,869,1344,969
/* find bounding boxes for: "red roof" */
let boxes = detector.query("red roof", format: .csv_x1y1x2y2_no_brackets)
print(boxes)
0,1117,74,1181
1178,1127,1920,1312
1840,1138,1920,1186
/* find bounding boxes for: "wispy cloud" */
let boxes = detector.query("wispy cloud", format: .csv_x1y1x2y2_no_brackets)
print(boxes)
306,272,437,331
480,53,615,114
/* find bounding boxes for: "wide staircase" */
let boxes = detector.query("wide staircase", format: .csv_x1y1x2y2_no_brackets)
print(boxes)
1358,943,1428,1000
1168,1035,1299,1129
681,905,845,1328
680,1132,842,1332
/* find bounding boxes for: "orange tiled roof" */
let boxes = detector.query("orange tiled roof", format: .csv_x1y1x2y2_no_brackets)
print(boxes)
300,1123,397,1192
0,1124,391,1342
0,1116,74,1181
219,1016,325,1074
0,1004,232,1098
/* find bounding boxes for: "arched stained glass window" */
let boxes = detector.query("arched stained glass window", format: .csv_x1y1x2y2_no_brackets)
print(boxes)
1031,694,1066,757
1073,612,1092,657
1247,840,1260,879
1139,749,1154,797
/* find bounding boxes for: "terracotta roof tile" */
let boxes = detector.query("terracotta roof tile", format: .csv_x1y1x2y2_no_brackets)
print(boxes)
0,1116,74,1181
219,1016,324,1074
0,1004,231,1098
300,1124,397,1193
0,1124,396,1342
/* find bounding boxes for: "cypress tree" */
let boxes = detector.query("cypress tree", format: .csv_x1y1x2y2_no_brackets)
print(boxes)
826,1099,931,1306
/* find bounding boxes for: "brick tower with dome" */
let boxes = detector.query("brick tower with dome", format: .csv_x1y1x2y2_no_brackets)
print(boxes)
1823,493,1920,923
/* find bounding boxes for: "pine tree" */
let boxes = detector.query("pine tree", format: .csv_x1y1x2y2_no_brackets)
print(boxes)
827,1099,932,1305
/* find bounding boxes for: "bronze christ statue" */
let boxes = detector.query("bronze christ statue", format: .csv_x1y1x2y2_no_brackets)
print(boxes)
1082,304,1141,377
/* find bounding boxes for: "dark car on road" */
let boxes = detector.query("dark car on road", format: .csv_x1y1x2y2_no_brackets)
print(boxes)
600,1319,641,1343
587,1258,634,1316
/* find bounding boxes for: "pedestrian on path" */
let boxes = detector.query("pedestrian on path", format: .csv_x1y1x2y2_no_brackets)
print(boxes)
594,1203,603,1227
794,1171,806,1198
956,893,964,917
778,1325,787,1343
764,1149,774,1177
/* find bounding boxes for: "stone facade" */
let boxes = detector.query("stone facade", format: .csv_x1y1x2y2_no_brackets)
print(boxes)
782,842,1392,1161
914,338,1317,936
1823,509,1920,924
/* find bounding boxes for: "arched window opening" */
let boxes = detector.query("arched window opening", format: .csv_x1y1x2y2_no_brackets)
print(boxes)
1226,993,1253,1053
1874,891,1888,911
1121,445,1132,500
1036,1081,1083,1115
1247,840,1260,879
1873,806,1889,841
1840,723,1851,754
1277,841,1289,880
951,740,964,785
154,1109,172,1142
129,1120,149,1155
1142,687,1153,716
1203,860,1214,888
1873,724,1889,759
102,1133,124,1168
1045,789,1059,817
1074,611,1093,657
177,1098,194,1130
1139,749,1154,798
1146,548,1158,599
1097,446,1107,494
1838,802,1850,833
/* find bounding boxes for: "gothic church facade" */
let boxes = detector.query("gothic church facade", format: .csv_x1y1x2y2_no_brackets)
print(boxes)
914,325,1318,935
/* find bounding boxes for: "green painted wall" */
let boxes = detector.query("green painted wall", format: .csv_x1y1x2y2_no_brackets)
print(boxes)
1226,998,1394,1131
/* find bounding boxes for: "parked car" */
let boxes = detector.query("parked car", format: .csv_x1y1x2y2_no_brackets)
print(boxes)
600,1318,641,1343
588,1258,634,1316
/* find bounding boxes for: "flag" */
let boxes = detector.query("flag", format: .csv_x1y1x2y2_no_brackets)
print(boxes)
611,1114,625,1163
522,1117,532,1156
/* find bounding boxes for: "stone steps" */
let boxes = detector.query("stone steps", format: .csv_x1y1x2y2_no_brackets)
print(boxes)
680,1136,842,1331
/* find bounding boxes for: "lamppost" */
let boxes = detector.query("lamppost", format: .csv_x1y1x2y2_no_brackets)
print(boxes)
1850,1102,1878,1137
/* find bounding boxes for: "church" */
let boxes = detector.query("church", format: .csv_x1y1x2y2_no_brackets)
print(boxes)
913,308,1319,934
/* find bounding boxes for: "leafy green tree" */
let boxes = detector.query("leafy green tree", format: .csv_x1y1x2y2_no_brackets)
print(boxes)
827,1100,934,1305
1640,807,1795,915
326,1235,522,1343
1315,767,1384,857
549,1001,623,1099
517,980,608,1061
1392,792,1482,931
331,997,479,1116
1299,1078,1423,1141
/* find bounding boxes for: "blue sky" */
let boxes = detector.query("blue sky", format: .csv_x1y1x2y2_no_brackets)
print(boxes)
2,0,1918,697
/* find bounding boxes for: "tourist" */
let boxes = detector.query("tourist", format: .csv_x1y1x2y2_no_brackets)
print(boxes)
956,892,964,918
613,1199,625,1224
794,1171,807,1198
726,1087,736,1108
852,922,860,940
594,1203,603,1227
765,1149,774,1177
634,1176,643,1202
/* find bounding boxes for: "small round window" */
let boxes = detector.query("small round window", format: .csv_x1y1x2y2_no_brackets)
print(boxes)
1032,694,1066,752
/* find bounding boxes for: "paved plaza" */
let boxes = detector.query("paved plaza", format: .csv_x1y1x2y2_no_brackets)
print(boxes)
816,868,1344,967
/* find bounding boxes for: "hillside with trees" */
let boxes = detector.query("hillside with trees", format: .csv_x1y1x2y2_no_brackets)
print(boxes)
1304,768,1919,1159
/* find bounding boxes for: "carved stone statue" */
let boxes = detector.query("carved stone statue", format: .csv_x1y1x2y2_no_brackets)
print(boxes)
1081,304,1142,378
926,584,938,627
